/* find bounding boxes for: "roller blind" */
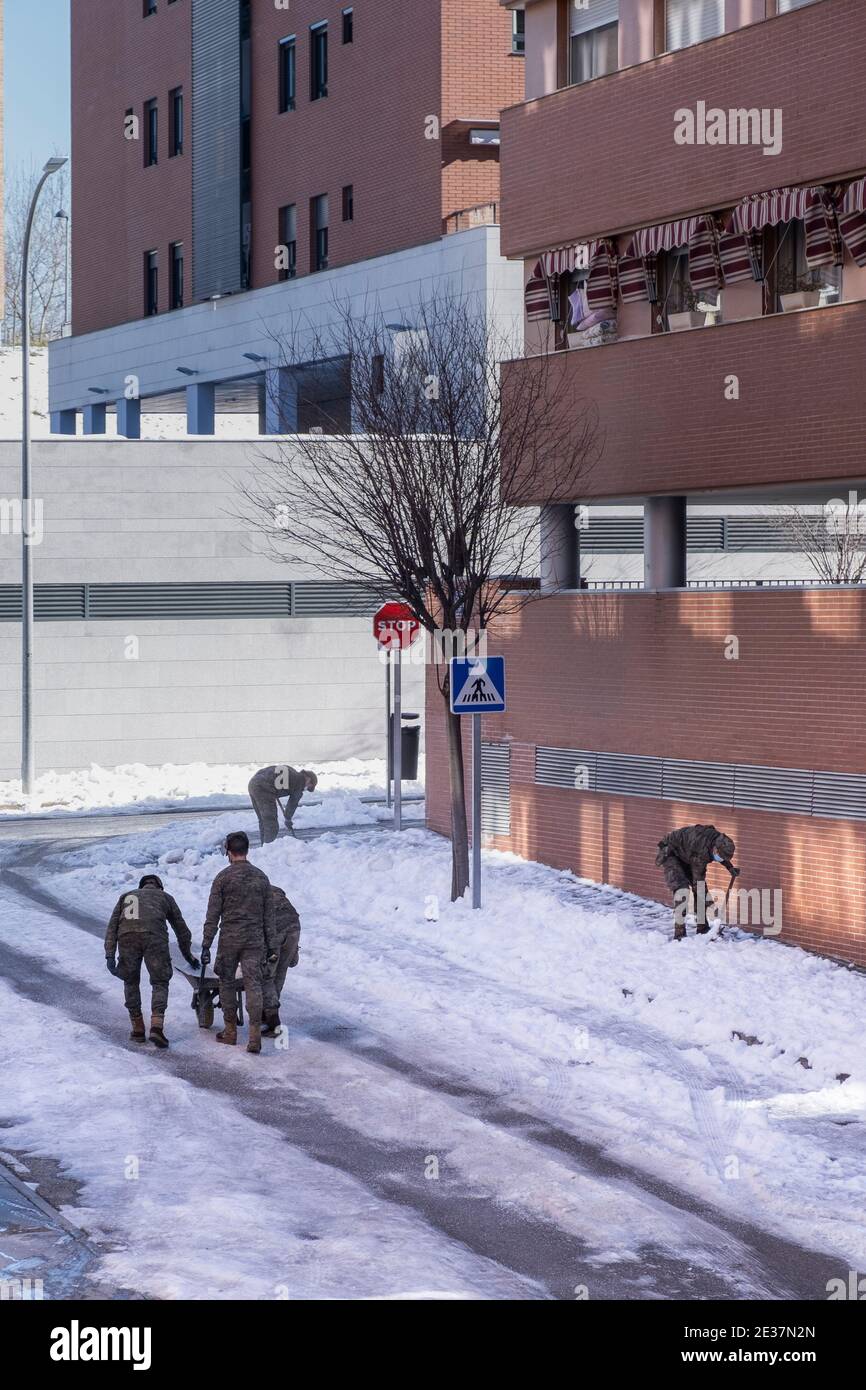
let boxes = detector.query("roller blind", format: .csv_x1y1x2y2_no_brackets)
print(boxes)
777,0,818,11
570,0,619,35
666,0,724,50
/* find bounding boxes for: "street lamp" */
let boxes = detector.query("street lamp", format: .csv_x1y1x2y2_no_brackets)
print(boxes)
54,209,71,333
21,155,68,799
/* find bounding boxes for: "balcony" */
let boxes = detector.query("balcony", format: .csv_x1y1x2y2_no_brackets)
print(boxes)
500,0,865,259
502,298,866,503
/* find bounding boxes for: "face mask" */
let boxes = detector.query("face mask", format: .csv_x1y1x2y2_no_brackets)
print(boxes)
712,852,724,863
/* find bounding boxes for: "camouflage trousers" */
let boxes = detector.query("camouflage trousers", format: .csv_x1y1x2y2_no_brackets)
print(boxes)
661,856,709,937
215,943,264,1026
117,938,173,1018
249,785,281,846
262,928,299,1014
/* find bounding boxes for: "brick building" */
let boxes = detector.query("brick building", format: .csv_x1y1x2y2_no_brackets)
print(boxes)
49,0,525,434
426,0,866,965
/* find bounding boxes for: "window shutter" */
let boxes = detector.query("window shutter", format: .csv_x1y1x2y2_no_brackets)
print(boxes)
777,0,818,12
570,0,619,35
665,0,724,50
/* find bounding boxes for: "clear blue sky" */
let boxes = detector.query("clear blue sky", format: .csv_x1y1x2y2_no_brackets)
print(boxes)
5,0,71,174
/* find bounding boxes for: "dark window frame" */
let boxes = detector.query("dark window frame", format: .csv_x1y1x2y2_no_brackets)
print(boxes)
342,184,354,222
342,7,354,44
310,21,328,100
144,98,158,167
512,10,525,56
311,194,329,272
278,204,297,281
169,86,183,156
145,250,159,316
169,241,184,310
279,35,297,112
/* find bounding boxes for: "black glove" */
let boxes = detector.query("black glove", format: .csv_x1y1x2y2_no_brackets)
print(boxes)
106,956,118,977
200,947,211,966
187,955,201,971
266,950,279,965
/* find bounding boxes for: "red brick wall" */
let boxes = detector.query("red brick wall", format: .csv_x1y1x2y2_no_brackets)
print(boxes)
501,0,866,257
503,298,866,501
426,589,866,965
72,0,522,335
71,0,192,337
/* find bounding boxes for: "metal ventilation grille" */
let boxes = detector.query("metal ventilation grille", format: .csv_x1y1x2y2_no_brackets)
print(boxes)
725,518,799,553
536,746,597,791
192,0,242,300
812,772,866,821
597,751,663,799
35,585,87,621
687,517,726,552
582,518,643,553
292,583,382,616
0,586,23,620
481,742,511,837
733,763,814,815
534,746,866,822
581,514,820,554
662,758,735,808
87,584,293,620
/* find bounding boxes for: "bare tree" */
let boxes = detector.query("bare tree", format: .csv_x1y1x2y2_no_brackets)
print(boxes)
242,291,601,900
772,498,866,585
3,162,70,346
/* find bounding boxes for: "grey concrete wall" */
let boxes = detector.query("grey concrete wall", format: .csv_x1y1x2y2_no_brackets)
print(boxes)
0,439,424,776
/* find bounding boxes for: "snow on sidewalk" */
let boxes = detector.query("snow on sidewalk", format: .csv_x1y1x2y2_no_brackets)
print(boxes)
37,818,866,1274
0,758,422,823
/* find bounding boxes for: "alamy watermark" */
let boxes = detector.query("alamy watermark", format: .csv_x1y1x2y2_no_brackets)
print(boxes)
674,101,782,157
674,883,783,936
0,498,44,546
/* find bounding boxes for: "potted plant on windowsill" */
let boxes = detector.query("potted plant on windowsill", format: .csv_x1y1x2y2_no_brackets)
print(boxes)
778,270,822,313
667,286,711,331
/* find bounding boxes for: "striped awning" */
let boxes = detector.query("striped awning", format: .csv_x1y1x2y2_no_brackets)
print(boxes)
718,228,763,284
585,239,618,311
727,185,842,268
839,177,866,267
628,218,704,258
525,261,552,321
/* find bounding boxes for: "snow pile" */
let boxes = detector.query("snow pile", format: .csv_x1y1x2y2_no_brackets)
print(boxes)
43,820,866,1278
0,757,423,818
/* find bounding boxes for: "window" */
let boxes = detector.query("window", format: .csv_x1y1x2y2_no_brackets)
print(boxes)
169,87,183,156
770,221,841,314
656,248,720,331
278,205,297,281
144,0,157,15
342,184,354,222
279,36,296,112
311,194,329,272
169,242,184,309
310,22,328,100
145,250,159,316
512,9,525,56
569,1,618,85
144,98,158,166
777,0,818,10
665,0,724,53
342,8,353,44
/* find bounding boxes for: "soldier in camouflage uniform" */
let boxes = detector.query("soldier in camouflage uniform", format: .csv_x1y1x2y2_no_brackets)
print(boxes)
200,831,276,1053
104,875,199,1047
655,824,738,941
248,765,317,846
262,885,301,1036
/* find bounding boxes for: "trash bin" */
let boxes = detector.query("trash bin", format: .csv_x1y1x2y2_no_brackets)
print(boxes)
389,712,421,781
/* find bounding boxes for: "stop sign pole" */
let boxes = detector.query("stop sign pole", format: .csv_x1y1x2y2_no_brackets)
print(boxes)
373,602,421,831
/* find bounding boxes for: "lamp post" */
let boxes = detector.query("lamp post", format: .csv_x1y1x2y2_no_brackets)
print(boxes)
21,156,68,799
54,209,71,333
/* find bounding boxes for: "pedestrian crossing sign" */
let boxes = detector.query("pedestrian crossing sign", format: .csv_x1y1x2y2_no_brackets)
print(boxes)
450,657,506,714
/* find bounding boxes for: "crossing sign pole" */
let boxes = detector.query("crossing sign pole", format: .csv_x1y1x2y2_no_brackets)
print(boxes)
450,657,506,909
374,602,421,832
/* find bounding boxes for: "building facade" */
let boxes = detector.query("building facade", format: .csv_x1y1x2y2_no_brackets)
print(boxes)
49,0,525,435
426,0,866,965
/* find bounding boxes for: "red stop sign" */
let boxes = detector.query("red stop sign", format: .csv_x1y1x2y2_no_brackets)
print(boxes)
373,601,421,650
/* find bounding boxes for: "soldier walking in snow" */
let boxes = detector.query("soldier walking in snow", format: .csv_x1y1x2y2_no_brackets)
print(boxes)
200,831,276,1053
262,885,301,1037
655,824,739,941
104,875,199,1048
247,766,318,846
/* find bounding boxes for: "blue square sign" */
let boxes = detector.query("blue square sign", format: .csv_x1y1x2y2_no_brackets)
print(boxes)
450,657,506,715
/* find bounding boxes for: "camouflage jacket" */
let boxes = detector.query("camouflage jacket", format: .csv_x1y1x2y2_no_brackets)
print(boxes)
250,765,306,820
271,886,300,949
655,825,734,882
203,860,275,952
105,886,193,958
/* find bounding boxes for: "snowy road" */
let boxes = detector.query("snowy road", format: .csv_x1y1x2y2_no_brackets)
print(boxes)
1,808,864,1301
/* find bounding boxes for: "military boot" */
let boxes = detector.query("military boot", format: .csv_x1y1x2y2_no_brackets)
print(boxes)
247,1023,262,1054
129,1015,146,1042
673,924,686,942
262,1010,281,1037
216,1012,238,1045
149,1015,169,1049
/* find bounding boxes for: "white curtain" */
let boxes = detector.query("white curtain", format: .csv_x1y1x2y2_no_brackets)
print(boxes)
665,0,724,51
